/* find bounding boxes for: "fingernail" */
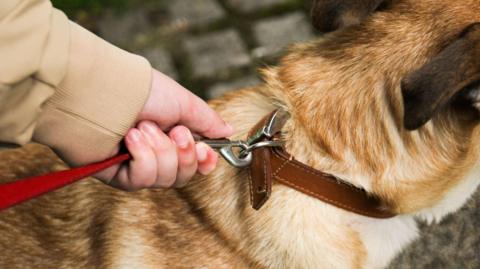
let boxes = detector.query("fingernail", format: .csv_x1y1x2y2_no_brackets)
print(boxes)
225,123,234,134
200,163,216,175
196,143,208,162
129,129,141,143
140,122,157,134
173,130,190,149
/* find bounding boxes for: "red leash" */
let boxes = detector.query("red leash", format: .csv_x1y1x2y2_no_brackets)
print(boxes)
0,153,131,211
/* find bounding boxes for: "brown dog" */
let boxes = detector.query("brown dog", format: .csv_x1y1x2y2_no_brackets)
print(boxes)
1,0,480,268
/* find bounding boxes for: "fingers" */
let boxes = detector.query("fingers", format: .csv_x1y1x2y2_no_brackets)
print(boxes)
111,128,158,190
139,122,178,188
140,70,234,139
109,122,219,191
178,92,234,139
196,142,219,175
169,126,198,188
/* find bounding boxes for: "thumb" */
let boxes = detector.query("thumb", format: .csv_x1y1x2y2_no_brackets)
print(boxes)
140,70,234,138
178,91,234,138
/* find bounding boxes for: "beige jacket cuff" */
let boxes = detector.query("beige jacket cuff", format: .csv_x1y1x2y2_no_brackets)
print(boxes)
33,20,152,166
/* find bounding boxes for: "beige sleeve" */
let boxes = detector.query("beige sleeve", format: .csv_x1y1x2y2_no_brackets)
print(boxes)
0,1,152,165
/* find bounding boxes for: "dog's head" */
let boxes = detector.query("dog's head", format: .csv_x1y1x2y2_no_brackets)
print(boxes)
272,0,480,216
311,0,480,131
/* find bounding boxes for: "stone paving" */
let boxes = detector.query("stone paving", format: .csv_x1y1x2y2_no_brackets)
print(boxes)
139,46,178,79
73,1,479,268
228,0,291,13
168,0,225,27
184,29,251,78
208,75,261,99
96,0,313,99
253,11,315,58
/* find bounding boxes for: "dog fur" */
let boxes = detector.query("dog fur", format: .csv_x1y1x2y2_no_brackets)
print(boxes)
1,0,480,268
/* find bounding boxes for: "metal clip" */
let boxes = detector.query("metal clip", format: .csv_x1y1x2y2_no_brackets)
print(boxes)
197,139,253,168
196,110,288,168
246,110,289,145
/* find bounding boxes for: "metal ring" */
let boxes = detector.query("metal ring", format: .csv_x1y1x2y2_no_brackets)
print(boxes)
219,146,253,168
245,140,284,152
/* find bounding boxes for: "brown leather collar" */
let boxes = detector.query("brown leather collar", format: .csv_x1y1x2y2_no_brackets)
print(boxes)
247,111,396,219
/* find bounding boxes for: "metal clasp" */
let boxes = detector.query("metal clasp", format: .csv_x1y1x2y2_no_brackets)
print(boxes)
197,110,288,168
196,139,252,168
246,110,289,145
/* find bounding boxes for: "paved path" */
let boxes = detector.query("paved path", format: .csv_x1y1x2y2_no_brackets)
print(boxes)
96,0,314,99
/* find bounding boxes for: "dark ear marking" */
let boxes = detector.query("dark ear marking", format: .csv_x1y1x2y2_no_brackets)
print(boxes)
401,23,480,130
310,0,386,32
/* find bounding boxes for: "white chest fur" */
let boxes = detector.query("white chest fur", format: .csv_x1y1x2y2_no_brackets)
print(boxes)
261,162,480,269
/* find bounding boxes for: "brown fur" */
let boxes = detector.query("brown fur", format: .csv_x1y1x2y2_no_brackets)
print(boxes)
1,0,480,268
311,0,388,32
402,23,480,129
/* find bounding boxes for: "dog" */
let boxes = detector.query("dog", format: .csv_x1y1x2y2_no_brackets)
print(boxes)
1,0,480,268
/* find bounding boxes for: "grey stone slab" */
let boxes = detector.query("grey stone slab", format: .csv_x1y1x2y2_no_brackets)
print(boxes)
139,47,178,80
207,76,261,99
228,0,289,13
390,190,480,268
252,12,315,58
98,9,151,47
168,0,225,27
184,30,251,78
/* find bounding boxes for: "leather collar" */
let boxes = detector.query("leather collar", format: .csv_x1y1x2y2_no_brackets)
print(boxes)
247,110,396,219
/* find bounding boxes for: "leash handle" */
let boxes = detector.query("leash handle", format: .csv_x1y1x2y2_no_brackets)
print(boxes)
0,153,131,211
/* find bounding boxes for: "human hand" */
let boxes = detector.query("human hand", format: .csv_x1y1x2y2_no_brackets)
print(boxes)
96,70,234,190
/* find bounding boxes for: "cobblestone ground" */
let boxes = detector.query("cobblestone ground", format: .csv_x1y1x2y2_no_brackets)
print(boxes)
70,1,479,268
92,0,314,99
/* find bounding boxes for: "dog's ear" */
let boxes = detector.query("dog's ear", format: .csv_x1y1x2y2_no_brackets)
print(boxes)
310,0,388,32
401,23,480,130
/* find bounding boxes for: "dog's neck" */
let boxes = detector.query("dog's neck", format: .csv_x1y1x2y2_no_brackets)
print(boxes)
178,4,480,267
181,27,480,265
190,63,478,265
182,82,404,268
